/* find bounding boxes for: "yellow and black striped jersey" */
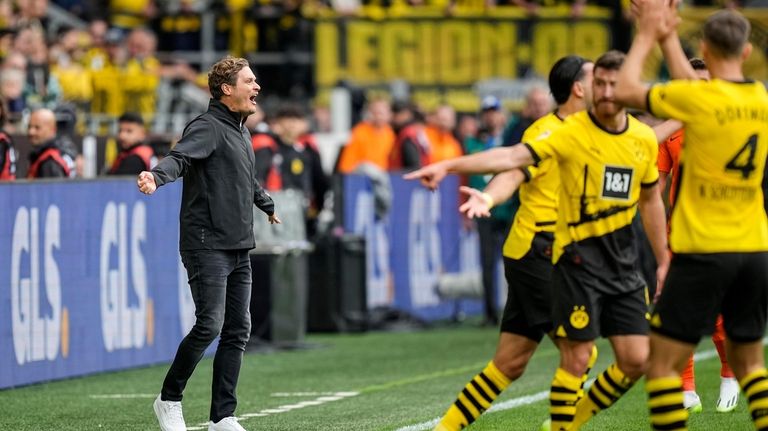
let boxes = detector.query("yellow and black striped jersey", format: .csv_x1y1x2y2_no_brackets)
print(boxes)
648,79,768,253
526,110,659,265
502,111,565,259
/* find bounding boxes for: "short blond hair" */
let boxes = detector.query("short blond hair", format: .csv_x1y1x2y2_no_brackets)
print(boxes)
208,56,249,100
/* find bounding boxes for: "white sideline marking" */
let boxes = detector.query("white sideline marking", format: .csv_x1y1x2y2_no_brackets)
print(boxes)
271,391,339,397
394,338,768,431
89,393,156,399
185,391,360,430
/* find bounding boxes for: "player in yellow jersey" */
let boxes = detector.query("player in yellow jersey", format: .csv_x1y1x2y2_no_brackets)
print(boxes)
407,50,670,431
413,55,594,431
615,3,768,430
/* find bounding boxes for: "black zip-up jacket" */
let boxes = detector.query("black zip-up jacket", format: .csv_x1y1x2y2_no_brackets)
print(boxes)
152,99,275,251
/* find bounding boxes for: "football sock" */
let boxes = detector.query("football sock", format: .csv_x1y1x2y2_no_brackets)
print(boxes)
647,376,688,431
434,360,511,430
741,368,768,430
681,355,696,392
550,368,581,431
578,345,599,400
572,363,634,429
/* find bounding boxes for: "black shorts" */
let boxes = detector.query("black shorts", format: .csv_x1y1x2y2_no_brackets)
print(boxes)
551,258,649,341
652,252,768,344
500,232,554,342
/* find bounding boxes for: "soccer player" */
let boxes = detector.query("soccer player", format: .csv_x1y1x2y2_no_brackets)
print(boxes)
615,3,768,430
419,55,595,431
656,58,739,414
406,50,670,431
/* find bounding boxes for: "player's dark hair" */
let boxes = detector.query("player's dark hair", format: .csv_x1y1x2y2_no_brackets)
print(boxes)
594,50,625,72
703,10,750,59
689,57,707,70
549,56,591,105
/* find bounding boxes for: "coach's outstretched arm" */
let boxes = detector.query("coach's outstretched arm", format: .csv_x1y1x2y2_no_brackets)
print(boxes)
616,0,682,110
403,144,534,190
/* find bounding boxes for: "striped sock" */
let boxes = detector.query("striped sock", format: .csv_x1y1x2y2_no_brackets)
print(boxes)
550,368,582,431
578,345,599,400
434,361,511,431
647,376,688,431
572,363,634,428
741,368,768,430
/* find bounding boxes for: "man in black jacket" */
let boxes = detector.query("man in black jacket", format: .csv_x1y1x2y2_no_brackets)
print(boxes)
137,56,280,431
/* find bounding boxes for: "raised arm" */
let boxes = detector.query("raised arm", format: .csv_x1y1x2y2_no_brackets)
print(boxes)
403,145,534,190
616,0,682,110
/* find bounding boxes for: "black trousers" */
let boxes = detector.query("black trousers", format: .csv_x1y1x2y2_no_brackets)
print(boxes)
161,249,252,422
476,218,511,324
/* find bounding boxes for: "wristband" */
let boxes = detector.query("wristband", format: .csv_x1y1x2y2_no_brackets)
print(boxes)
481,192,495,209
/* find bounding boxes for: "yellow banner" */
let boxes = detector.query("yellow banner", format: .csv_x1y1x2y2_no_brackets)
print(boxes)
315,11,612,89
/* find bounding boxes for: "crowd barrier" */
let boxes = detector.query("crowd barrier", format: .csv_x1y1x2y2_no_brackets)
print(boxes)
0,175,492,388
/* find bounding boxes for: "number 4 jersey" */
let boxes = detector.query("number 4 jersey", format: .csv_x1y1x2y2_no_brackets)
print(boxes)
525,110,659,267
648,79,768,253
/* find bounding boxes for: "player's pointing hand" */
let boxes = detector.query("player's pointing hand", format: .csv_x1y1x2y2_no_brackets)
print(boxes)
403,161,449,191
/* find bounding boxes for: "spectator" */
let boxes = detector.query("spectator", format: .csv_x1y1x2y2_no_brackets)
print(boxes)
26,108,75,178
502,85,553,146
89,28,125,116
122,27,160,119
50,27,93,110
425,104,462,163
14,25,62,109
389,101,430,171
108,112,156,175
1,52,28,116
336,97,395,173
0,96,15,180
109,0,157,33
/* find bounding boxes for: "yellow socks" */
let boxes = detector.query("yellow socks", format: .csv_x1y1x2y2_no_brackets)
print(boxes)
647,376,688,431
434,361,511,430
572,363,633,429
741,368,768,430
549,368,582,431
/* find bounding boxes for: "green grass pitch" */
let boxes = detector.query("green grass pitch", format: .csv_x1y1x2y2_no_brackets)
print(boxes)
0,325,760,430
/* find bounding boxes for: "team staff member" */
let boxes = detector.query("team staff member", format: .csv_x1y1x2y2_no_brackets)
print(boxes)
616,3,768,430
408,51,670,431
138,56,280,431
422,55,596,431
108,112,156,175
27,109,75,179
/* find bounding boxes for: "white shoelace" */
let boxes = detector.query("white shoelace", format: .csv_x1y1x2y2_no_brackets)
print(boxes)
168,402,184,422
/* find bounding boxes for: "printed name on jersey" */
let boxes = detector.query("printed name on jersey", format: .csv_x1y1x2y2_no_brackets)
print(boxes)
601,165,634,200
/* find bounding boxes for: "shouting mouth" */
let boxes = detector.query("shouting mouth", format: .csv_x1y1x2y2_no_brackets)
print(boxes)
250,95,258,106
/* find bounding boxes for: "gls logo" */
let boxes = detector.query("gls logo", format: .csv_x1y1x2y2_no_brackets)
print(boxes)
100,201,154,352
11,206,69,365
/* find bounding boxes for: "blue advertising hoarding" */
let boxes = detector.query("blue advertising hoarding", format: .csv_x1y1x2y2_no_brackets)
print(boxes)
0,179,195,389
343,174,486,321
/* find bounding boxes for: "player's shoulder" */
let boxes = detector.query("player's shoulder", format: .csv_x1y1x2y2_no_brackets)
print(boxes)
524,112,566,141
626,114,657,142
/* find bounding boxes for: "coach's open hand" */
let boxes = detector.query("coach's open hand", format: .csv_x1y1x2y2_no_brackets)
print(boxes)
137,171,157,195
268,214,282,224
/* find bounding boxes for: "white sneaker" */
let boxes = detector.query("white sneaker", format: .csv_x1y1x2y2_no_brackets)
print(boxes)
209,416,247,431
153,394,187,431
716,377,740,413
683,391,702,413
